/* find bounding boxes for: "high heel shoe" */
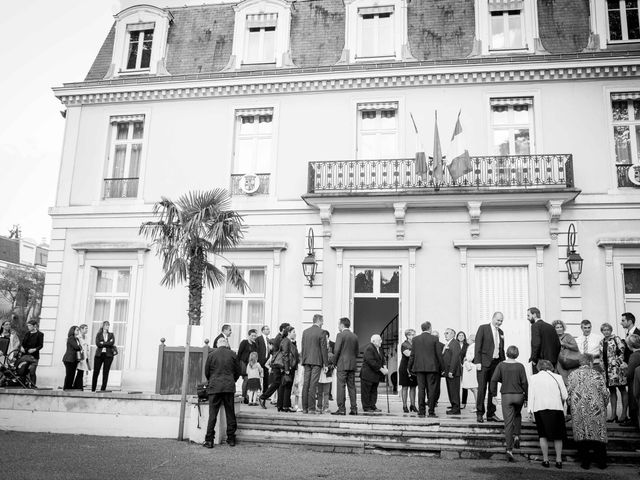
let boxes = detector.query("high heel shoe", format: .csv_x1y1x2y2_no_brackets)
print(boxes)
606,415,618,423
506,451,515,462
403,406,409,413
410,405,418,413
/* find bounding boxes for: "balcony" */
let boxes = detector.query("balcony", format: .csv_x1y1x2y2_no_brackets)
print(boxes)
617,164,640,188
303,154,579,209
103,177,139,199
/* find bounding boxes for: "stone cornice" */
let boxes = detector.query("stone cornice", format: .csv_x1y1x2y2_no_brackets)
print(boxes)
54,54,640,106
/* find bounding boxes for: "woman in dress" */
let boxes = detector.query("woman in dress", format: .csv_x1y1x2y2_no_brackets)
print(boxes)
456,331,469,408
568,354,610,470
528,359,567,469
0,319,20,365
461,334,478,410
600,322,628,423
62,326,82,390
552,320,580,385
399,328,417,413
490,346,528,462
73,323,91,390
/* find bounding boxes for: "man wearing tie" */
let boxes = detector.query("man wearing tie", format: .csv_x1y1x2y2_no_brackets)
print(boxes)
443,328,462,415
621,312,640,363
473,311,505,423
256,325,271,393
577,319,603,365
360,334,388,413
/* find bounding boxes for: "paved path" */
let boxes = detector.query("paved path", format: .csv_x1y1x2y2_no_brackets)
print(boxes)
1,431,638,480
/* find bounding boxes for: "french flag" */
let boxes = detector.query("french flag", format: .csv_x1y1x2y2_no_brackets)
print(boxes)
447,111,473,181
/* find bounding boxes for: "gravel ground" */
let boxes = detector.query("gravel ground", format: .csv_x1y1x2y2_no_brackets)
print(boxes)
0,431,638,480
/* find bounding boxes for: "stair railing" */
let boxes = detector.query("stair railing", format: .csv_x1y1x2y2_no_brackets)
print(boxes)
380,314,399,362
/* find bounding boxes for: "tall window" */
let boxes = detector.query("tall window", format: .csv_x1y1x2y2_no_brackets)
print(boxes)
126,26,154,70
91,268,131,370
104,115,145,199
607,0,640,42
224,268,266,349
357,6,395,58
234,109,273,174
357,102,398,159
490,9,524,50
490,97,534,155
244,14,277,64
611,92,640,186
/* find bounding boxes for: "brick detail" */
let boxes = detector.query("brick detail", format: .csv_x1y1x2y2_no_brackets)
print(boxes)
165,5,235,74
407,0,475,60
290,0,345,67
84,24,115,81
537,0,590,53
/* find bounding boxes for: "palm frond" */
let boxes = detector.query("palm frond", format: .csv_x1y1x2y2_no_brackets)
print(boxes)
203,262,226,290
225,263,248,294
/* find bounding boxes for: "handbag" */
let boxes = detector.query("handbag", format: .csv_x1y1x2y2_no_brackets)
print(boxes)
272,350,284,368
558,348,580,370
281,373,293,385
76,350,84,361
196,382,208,401
111,345,119,356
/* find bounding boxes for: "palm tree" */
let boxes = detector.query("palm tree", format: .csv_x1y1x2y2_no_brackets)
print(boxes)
140,189,247,440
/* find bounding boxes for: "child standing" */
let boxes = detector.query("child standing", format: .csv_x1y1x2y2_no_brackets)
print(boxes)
246,352,263,406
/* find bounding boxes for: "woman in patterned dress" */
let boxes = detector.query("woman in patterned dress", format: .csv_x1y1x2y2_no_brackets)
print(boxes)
567,354,610,470
600,322,628,423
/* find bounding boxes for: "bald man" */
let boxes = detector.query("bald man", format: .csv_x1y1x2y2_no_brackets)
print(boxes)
473,312,505,423
360,334,388,413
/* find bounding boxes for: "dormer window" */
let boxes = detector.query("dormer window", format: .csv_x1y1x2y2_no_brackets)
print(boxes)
343,0,413,63
245,14,277,64
489,8,524,50
107,5,172,78
229,0,293,70
126,25,154,70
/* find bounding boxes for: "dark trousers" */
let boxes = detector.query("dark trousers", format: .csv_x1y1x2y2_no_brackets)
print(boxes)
302,365,321,412
360,379,379,410
501,393,525,450
204,392,237,443
277,374,293,410
241,375,248,400
336,369,357,412
476,359,500,417
446,376,461,410
576,440,607,467
92,354,114,391
28,359,38,386
261,367,282,400
416,372,439,415
462,388,469,405
63,361,77,390
73,369,85,390
261,365,270,393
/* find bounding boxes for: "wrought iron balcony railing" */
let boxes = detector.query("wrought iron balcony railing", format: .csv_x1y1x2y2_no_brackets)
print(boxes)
307,154,574,194
103,177,139,199
617,163,640,188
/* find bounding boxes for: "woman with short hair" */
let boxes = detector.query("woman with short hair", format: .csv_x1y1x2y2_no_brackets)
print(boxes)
399,328,418,413
92,320,116,392
528,359,567,469
568,354,610,470
490,345,528,462
600,322,628,423
62,326,82,390
552,319,580,385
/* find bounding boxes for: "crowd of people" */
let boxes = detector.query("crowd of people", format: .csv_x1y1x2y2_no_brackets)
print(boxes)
203,309,640,469
0,318,43,387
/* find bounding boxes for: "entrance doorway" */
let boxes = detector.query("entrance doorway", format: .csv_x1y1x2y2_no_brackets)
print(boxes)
351,267,400,388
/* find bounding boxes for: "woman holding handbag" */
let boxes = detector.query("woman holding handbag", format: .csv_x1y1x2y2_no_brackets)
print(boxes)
92,321,116,392
62,326,82,390
73,324,91,390
553,320,580,385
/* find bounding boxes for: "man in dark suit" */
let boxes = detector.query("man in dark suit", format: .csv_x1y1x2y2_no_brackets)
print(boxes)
203,337,240,448
213,324,232,349
474,311,505,423
332,317,359,415
432,330,445,406
256,325,271,393
443,328,462,415
259,322,290,407
408,321,444,418
360,334,387,412
622,312,640,363
301,314,328,414
528,307,560,373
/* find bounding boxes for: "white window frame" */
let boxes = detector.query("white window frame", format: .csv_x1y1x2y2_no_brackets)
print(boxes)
489,9,525,50
606,0,640,43
344,0,412,63
356,101,400,159
608,91,640,185
102,114,149,201
222,267,268,348
125,28,155,71
230,0,292,69
488,97,536,155
475,0,541,55
110,5,172,77
233,108,274,174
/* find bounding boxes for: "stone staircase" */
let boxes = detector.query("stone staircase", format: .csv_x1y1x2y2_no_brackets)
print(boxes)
235,408,640,464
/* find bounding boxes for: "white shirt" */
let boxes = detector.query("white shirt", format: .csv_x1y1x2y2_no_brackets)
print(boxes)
577,333,603,357
492,325,500,359
528,371,567,413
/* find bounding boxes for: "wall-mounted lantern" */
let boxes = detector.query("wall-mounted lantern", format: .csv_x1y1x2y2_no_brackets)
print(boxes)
566,223,583,287
302,228,317,287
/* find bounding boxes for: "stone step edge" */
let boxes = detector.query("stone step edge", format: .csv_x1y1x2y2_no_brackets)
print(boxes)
234,434,640,462
236,422,636,444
